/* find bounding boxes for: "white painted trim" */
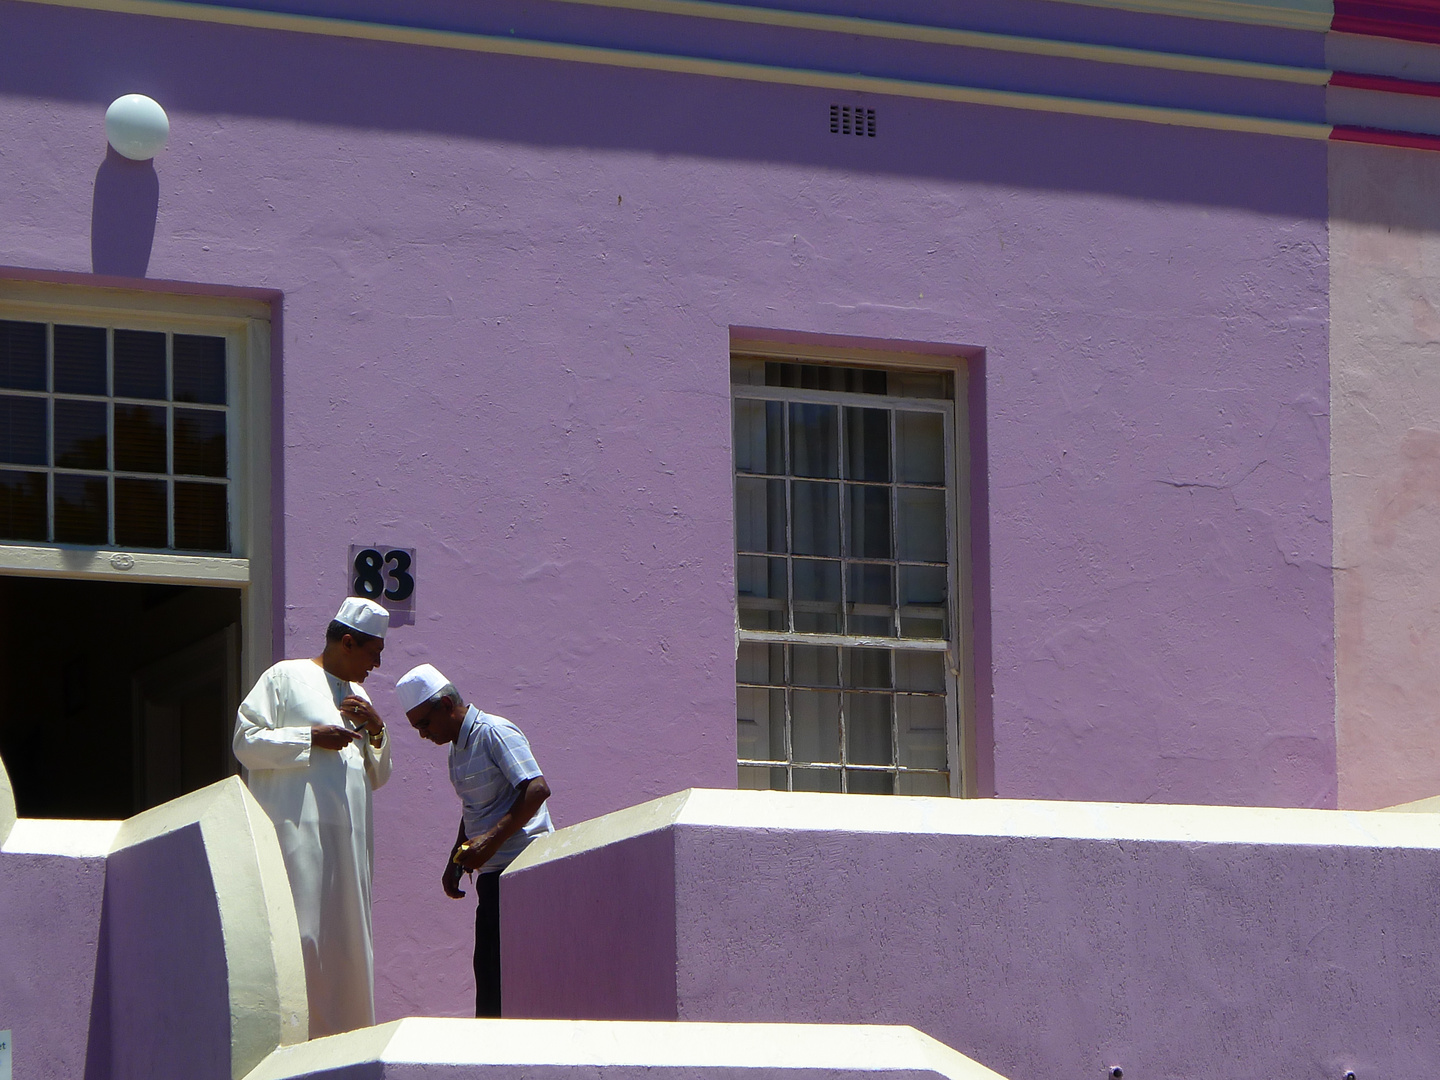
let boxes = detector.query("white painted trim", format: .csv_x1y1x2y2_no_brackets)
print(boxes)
0,817,121,856
1328,32,1440,84
10,0,1335,141
0,544,250,584
1043,0,1331,30
511,789,1440,870
0,752,12,848
245,1017,1005,1080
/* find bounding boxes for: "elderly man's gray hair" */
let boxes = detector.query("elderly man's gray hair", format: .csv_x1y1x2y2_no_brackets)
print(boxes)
426,683,462,708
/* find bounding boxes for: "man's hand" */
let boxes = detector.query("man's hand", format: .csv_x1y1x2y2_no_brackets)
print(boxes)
442,860,466,899
311,724,363,751
340,695,384,737
454,831,504,873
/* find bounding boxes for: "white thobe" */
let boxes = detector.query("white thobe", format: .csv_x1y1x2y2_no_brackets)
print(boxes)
233,658,392,1038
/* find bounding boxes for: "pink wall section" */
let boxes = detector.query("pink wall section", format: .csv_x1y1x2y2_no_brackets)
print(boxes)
1,0,1332,1020
1330,141,1440,808
504,801,1440,1080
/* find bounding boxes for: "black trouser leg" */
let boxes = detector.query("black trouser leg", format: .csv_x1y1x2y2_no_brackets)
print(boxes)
474,872,502,1017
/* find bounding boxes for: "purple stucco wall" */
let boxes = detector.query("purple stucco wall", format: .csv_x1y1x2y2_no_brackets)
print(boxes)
0,851,107,1080
2,0,1332,1020
505,807,1440,1080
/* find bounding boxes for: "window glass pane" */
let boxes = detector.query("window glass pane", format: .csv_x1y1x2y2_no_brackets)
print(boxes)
738,686,785,762
846,484,892,560
114,404,167,473
114,329,166,400
174,481,228,551
735,477,786,553
54,474,107,544
792,689,840,763
733,399,783,475
899,565,948,639
789,403,838,479
896,771,949,796
173,409,226,477
0,321,46,391
791,481,838,556
895,652,946,693
792,558,840,634
897,487,946,563
738,764,785,790
54,326,106,395
845,692,892,765
790,644,839,687
0,470,47,541
730,358,766,387
173,335,226,404
791,767,841,792
897,696,948,771
843,647,892,689
737,641,784,686
847,770,894,794
54,399,107,469
115,478,168,548
0,395,47,465
846,562,895,637
896,411,945,485
736,555,786,631
843,407,890,482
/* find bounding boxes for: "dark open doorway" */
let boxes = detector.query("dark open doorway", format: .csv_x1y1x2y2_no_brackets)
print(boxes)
0,576,242,818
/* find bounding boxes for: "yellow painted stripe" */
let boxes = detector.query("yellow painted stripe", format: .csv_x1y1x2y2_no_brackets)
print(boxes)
548,0,1332,86
1043,0,1332,31
13,0,1335,141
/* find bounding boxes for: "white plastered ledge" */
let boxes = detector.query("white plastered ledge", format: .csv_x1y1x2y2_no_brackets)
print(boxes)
112,778,309,1078
244,1018,1008,1080
508,788,1440,872
0,751,14,847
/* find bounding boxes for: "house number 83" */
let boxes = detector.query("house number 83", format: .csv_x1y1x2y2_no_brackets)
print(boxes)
352,548,415,602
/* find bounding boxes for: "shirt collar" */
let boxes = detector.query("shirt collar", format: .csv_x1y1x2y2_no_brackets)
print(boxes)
457,703,482,749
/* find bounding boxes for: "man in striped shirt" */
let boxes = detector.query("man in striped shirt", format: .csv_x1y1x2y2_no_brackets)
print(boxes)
396,663,553,1017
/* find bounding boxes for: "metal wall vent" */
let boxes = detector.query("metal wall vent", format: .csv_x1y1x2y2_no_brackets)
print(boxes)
830,105,876,137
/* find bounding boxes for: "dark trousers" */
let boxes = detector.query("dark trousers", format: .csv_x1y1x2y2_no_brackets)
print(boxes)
475,872,502,1017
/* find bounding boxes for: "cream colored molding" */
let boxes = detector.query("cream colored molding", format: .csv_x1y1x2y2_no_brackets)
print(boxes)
114,778,308,1078
1376,793,1440,812
514,789,1440,872
2,817,122,856
1044,0,1331,30
0,544,250,585
550,0,1329,84
1328,32,1440,83
245,1018,1008,1080
14,0,1333,141
0,752,14,849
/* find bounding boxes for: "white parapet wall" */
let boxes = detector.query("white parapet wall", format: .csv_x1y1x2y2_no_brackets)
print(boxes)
243,1017,1010,1080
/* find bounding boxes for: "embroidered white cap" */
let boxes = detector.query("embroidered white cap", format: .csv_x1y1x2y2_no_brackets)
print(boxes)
334,596,390,639
395,663,450,713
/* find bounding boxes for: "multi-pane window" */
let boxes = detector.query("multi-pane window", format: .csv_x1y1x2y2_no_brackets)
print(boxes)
0,319,230,552
733,355,960,796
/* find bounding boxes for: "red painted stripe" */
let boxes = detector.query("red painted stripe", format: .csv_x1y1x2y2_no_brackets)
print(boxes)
1331,124,1440,150
1331,70,1440,97
1333,0,1440,45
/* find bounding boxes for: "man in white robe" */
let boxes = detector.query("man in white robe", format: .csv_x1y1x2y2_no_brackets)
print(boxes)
234,597,393,1038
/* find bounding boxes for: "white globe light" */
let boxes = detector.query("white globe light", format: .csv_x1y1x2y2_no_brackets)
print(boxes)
105,94,169,161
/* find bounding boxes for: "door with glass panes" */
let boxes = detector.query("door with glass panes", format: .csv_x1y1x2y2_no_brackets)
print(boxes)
732,354,964,796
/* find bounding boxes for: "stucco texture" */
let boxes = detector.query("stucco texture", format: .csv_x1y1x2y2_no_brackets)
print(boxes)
1,0,1332,1018
1330,141,1440,809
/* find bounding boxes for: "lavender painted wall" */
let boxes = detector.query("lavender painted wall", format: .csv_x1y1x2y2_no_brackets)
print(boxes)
1,0,1331,1019
505,796,1440,1080
0,851,107,1080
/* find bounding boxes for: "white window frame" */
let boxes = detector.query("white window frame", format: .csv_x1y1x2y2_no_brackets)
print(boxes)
732,339,980,798
0,279,273,686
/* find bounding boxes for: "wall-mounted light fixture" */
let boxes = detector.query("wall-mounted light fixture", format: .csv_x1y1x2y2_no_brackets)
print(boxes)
105,94,169,160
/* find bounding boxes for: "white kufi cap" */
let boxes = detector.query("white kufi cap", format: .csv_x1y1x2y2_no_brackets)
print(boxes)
395,663,450,713
334,596,390,639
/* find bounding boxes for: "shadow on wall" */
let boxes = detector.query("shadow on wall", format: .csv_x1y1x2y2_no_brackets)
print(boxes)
91,147,158,277
0,2,1327,215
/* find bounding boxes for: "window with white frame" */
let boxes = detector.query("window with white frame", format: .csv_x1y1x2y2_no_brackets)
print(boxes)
732,353,965,796
0,318,232,552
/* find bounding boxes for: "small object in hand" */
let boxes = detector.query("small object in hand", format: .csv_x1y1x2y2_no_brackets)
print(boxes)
453,839,476,866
